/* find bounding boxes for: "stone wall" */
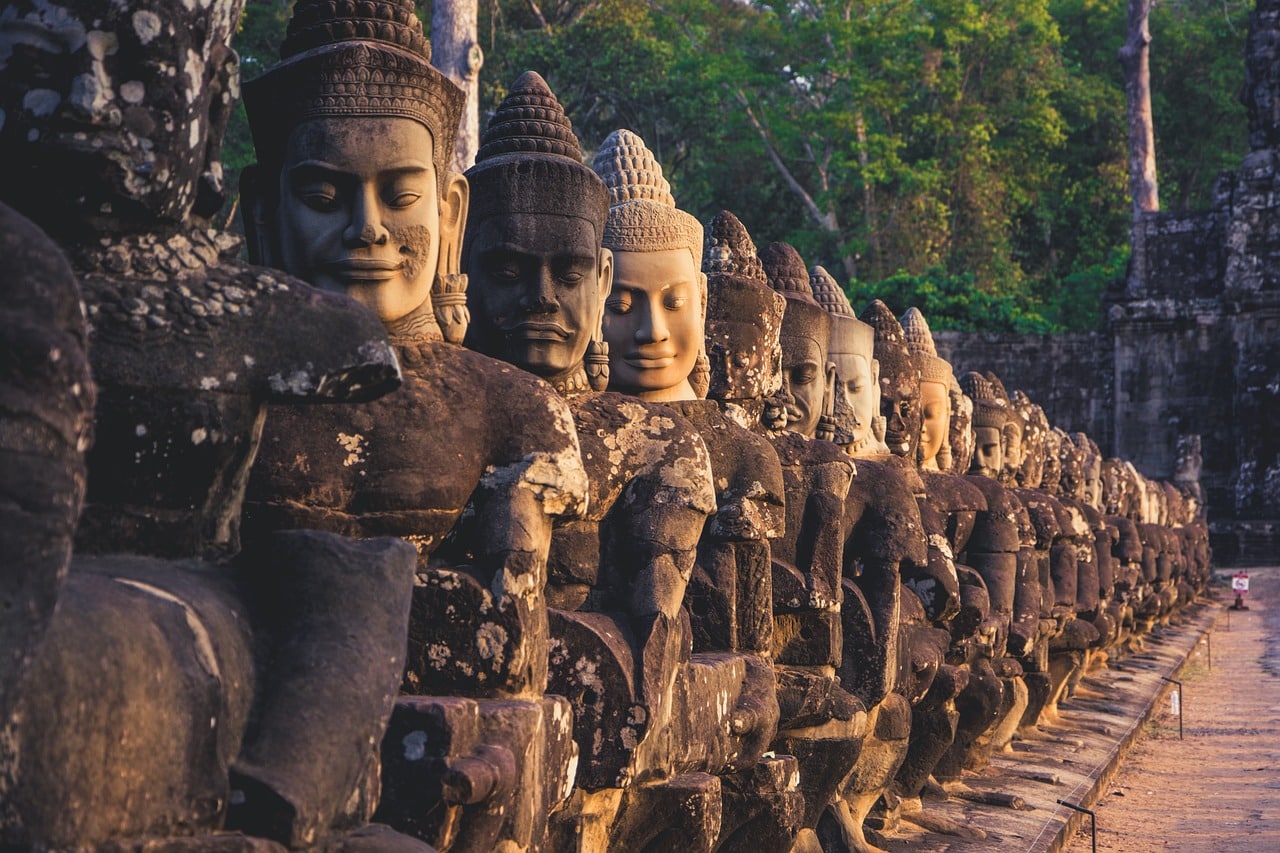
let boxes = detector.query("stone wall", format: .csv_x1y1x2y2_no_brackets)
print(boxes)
933,0,1280,564
933,331,1112,451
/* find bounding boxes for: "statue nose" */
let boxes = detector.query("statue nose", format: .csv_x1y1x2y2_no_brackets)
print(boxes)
522,269,559,313
344,189,390,247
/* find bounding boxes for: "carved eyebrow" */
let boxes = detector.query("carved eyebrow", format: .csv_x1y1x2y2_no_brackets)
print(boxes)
480,243,597,264
288,160,432,178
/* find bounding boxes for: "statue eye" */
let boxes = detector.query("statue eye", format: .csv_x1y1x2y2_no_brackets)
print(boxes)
606,293,632,315
387,191,422,209
732,352,751,369
297,182,340,212
664,293,688,311
791,365,817,386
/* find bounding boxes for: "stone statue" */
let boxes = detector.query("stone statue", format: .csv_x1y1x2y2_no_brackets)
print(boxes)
1007,396,1069,731
946,374,976,477
461,72,719,845
863,300,922,463
594,129,793,849
0,1,422,846
239,5,590,848
810,266,887,457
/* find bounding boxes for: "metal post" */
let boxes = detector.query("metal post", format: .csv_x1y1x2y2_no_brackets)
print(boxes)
1057,799,1097,853
1161,676,1183,739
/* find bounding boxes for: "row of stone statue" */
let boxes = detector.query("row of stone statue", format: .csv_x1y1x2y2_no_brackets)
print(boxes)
0,1,1208,851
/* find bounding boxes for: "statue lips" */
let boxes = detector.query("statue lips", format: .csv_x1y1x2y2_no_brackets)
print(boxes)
624,347,677,369
326,258,404,284
505,320,571,342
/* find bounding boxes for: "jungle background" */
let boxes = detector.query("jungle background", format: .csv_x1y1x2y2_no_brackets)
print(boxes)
225,0,1251,332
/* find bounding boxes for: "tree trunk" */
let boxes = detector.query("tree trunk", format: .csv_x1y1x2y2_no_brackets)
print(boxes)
1119,0,1159,224
431,0,484,174
853,110,876,282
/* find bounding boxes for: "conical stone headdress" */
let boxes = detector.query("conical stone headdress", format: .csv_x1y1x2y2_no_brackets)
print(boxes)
465,71,608,231
901,307,953,385
861,299,915,384
960,371,1007,428
760,243,818,306
703,212,785,400
593,129,703,268
811,265,874,356
703,210,766,284
761,242,828,357
809,266,851,316
243,0,464,187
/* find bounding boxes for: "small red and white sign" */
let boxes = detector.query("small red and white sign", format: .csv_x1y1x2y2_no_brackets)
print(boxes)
1232,572,1250,596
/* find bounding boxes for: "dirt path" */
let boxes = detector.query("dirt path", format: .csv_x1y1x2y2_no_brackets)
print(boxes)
1067,567,1280,852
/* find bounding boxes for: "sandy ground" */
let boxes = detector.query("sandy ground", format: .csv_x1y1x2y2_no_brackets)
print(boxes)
1067,566,1280,852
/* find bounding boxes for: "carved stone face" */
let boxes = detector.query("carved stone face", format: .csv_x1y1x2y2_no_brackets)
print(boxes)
1058,436,1086,502
707,320,774,402
275,117,460,324
948,385,974,475
1082,448,1103,510
466,212,612,378
1016,399,1047,488
881,373,922,460
1001,419,1024,481
919,378,949,468
831,350,874,447
0,0,242,226
603,248,702,401
781,333,825,437
971,426,1003,478
1041,431,1063,493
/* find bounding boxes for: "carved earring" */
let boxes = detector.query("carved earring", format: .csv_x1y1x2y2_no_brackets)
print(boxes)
816,362,838,442
432,272,469,344
585,337,610,391
690,351,711,399
816,414,838,443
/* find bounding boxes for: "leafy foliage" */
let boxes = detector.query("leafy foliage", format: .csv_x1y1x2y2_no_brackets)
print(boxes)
221,0,1248,331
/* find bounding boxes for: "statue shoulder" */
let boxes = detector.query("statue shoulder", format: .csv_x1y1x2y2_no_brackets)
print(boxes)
574,392,717,515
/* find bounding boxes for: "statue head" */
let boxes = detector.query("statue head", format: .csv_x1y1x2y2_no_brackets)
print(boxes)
1121,461,1143,519
1077,433,1103,510
1012,392,1047,488
0,0,244,233
242,0,468,334
1041,428,1064,494
702,212,785,405
959,372,1006,478
1101,457,1125,515
984,373,1023,485
809,266,878,454
1056,427,1086,501
901,307,953,471
593,129,705,401
862,300,921,460
461,71,611,391
760,243,831,438
947,375,975,475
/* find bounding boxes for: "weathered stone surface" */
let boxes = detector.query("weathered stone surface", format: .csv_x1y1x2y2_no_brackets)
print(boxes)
0,203,93,724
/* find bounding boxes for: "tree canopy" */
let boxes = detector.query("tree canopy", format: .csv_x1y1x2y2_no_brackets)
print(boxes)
225,0,1251,332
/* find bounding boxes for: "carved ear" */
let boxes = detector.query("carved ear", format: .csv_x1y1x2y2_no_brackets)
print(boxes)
240,164,276,268
596,247,614,331
823,361,837,419
437,173,469,279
